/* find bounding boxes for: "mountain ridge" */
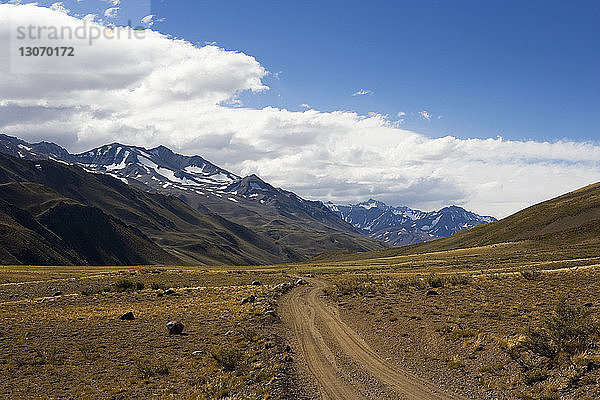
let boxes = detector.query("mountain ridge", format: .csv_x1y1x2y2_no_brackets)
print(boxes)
325,199,496,246
0,135,386,263
312,181,600,263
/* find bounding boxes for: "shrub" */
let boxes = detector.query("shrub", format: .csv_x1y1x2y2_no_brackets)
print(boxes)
135,358,170,378
505,298,600,384
520,269,540,281
446,274,472,286
393,276,426,290
426,273,445,288
210,345,244,372
112,279,145,292
331,277,380,297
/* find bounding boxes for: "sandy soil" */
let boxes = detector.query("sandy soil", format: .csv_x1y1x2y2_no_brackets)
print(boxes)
280,278,466,399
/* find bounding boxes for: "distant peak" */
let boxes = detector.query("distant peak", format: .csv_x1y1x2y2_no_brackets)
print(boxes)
150,144,172,153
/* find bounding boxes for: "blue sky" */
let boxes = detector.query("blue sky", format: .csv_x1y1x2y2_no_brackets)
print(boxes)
152,0,600,143
18,0,600,143
2,1,600,217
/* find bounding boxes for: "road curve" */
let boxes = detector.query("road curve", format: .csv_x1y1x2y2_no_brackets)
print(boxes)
280,279,465,400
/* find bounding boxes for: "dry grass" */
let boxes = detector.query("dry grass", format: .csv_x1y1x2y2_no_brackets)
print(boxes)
323,265,600,400
0,265,296,399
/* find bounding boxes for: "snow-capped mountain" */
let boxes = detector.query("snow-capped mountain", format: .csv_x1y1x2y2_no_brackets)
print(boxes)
74,142,240,192
326,199,496,246
71,142,353,231
0,134,385,258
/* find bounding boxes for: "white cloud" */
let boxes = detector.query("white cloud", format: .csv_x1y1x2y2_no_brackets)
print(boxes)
352,89,373,96
397,111,406,117
50,2,69,14
104,7,119,18
1,4,600,219
140,14,164,27
419,110,431,120
82,13,97,22
300,103,311,109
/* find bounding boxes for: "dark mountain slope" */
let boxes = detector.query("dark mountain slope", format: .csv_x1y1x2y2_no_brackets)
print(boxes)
0,182,179,266
0,198,81,265
0,154,295,265
0,134,387,258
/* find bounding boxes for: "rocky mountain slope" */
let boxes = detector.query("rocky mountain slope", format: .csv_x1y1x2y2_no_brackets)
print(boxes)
0,135,386,262
326,199,496,246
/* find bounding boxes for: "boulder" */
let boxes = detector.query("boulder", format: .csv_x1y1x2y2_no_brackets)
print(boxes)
166,321,184,335
274,283,291,293
119,311,135,320
426,289,439,296
241,295,256,304
251,280,262,286
163,288,177,296
52,290,63,297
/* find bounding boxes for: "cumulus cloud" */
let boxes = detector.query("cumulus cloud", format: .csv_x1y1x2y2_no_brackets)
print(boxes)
352,89,373,96
1,4,599,218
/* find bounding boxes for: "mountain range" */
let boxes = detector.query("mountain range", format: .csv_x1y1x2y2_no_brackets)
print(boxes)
0,134,385,265
325,199,496,246
313,180,600,263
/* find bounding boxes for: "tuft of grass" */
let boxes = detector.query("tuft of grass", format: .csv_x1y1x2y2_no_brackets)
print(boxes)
210,345,245,372
447,354,466,369
196,373,242,400
450,327,478,340
79,343,98,361
135,358,170,379
150,282,166,290
240,327,258,343
520,269,541,281
111,279,145,292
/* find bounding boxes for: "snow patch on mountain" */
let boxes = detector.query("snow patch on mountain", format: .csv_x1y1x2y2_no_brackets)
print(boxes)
326,200,496,246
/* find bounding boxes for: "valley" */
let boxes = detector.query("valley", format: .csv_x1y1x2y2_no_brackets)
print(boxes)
1,239,599,399
1,2,597,399
1,137,599,400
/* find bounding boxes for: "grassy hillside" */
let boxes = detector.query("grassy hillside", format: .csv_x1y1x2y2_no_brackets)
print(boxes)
0,182,180,266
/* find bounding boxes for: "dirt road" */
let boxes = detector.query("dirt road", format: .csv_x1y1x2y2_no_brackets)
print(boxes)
280,279,465,400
